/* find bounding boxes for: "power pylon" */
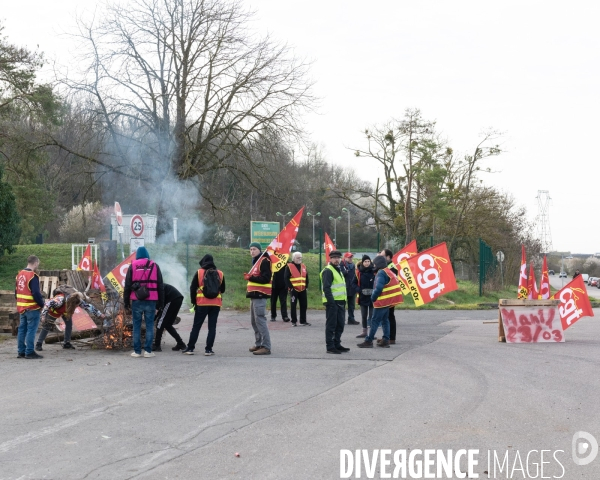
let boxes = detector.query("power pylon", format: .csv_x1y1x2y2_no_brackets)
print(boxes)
536,190,553,254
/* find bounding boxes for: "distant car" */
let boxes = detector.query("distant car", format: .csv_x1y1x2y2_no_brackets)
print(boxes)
548,270,555,275
581,273,589,283
559,272,567,278
588,277,598,287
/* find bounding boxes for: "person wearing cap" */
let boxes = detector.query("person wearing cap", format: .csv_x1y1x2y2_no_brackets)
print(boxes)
183,255,226,356
357,255,403,348
321,250,350,354
124,246,164,358
381,249,401,344
244,243,273,355
352,255,375,338
285,251,310,326
340,252,359,325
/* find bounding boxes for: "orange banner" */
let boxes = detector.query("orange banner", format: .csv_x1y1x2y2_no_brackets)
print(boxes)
324,233,335,263
517,245,528,299
392,240,418,269
265,207,305,272
77,244,92,271
398,243,458,306
551,275,594,330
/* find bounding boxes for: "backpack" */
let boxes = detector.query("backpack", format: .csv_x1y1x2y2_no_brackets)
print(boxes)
202,269,221,299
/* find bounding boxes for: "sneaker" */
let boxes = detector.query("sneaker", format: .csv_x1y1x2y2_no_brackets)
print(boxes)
131,352,143,357
390,340,396,345
357,341,373,348
182,348,194,355
292,323,298,327
337,346,350,352
347,320,360,325
172,344,186,351
153,345,162,352
249,346,261,352
253,347,271,355
326,348,341,354
377,339,390,348
25,352,43,359
282,317,291,322
17,352,25,358
63,342,75,349
204,349,215,356
300,323,311,326
356,332,367,338
143,351,155,358
35,343,43,351
270,317,277,322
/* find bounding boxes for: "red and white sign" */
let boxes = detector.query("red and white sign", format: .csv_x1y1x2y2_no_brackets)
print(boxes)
56,307,98,332
501,305,564,343
114,202,123,226
77,244,92,271
131,215,144,237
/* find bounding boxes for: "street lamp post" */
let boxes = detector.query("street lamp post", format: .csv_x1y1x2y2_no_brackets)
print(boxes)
276,211,292,229
342,207,350,252
329,216,342,247
307,212,321,249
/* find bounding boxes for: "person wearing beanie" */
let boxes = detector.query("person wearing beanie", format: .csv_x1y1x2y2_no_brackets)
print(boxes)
352,255,375,338
284,251,310,326
340,252,359,325
124,246,164,358
380,249,401,344
244,243,273,355
320,250,349,354
357,255,403,349
183,254,226,355
153,284,186,352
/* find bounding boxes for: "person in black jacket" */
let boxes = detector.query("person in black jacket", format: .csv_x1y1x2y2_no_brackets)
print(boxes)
381,249,400,344
183,254,226,355
244,243,273,355
153,284,186,352
340,252,359,325
270,266,289,322
284,251,310,326
353,255,375,338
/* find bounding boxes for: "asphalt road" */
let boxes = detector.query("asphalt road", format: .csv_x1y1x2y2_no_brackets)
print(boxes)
549,274,600,299
2,308,600,479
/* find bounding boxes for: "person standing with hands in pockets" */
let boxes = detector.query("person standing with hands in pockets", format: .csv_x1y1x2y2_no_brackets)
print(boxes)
244,243,273,355
321,250,349,354
285,251,310,326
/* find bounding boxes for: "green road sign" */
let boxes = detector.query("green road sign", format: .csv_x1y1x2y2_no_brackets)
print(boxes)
250,221,280,249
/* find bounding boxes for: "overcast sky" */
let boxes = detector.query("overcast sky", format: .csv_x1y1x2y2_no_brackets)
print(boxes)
3,0,599,254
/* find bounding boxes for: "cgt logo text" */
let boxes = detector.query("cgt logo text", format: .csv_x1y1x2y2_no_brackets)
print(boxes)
340,433,599,479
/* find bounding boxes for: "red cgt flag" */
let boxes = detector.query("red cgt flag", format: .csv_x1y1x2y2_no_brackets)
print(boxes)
324,232,335,263
104,252,136,296
264,207,305,272
91,262,106,293
527,263,539,300
552,275,594,330
77,244,92,271
539,255,550,300
397,243,458,306
392,240,418,268
517,245,528,299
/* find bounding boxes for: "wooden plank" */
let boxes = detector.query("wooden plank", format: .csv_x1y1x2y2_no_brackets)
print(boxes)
498,299,560,307
498,307,505,342
49,276,59,296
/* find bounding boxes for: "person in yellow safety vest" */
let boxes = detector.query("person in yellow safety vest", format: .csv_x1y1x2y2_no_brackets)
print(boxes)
357,255,403,348
321,250,350,354
381,248,402,344
285,251,311,326
183,255,226,356
15,255,45,359
243,242,273,355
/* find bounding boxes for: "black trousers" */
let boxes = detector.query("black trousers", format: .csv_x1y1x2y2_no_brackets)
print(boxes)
154,297,185,347
346,295,356,322
188,305,220,350
290,289,308,324
389,306,396,341
270,287,288,319
325,301,345,349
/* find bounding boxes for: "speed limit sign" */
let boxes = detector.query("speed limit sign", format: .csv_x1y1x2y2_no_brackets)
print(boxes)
131,215,144,237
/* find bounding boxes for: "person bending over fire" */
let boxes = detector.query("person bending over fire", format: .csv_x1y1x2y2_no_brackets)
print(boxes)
36,290,105,350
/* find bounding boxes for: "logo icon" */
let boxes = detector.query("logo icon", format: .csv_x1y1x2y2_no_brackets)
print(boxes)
572,431,598,466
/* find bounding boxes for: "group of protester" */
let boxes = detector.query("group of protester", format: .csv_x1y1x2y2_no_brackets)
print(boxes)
15,243,403,359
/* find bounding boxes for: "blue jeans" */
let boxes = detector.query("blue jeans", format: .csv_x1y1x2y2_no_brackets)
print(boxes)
18,309,41,355
365,307,390,342
132,300,156,354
